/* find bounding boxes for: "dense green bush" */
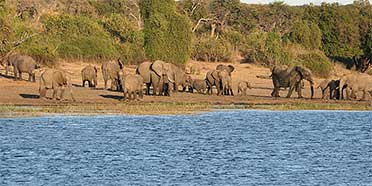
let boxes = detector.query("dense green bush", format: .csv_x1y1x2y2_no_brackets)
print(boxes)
192,36,233,62
101,14,145,64
285,21,322,50
244,31,293,66
141,0,192,65
42,14,118,60
297,52,332,77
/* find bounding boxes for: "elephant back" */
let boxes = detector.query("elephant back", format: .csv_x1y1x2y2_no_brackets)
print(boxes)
136,61,152,83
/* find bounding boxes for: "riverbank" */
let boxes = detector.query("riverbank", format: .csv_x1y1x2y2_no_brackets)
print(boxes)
1,101,372,118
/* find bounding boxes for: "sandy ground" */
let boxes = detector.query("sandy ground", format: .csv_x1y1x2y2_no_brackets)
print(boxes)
0,60,371,108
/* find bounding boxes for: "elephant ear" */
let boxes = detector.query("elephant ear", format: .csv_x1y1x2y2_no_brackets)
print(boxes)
227,65,235,74
216,64,224,71
151,60,165,77
211,70,220,80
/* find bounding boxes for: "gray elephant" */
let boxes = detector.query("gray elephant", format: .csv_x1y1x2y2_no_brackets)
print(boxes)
237,81,252,96
149,60,175,95
102,59,124,90
81,65,98,88
169,63,190,92
318,79,340,99
4,53,40,81
39,69,75,101
136,61,152,95
216,64,235,76
271,66,314,98
339,73,372,100
118,72,144,100
191,79,208,94
205,69,233,96
0,52,18,76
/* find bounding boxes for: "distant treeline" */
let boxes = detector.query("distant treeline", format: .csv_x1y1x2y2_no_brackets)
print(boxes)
1,0,372,77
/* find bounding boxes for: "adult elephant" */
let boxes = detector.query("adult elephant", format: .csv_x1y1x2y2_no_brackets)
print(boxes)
339,73,372,100
271,66,314,98
216,64,235,76
4,53,40,81
39,69,75,101
149,60,175,95
118,72,144,101
205,69,233,96
0,52,19,76
101,59,124,90
169,63,190,92
136,61,152,95
81,65,98,88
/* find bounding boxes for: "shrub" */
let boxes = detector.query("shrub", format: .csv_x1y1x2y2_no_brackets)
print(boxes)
42,14,118,60
140,0,192,65
243,30,293,66
192,36,233,62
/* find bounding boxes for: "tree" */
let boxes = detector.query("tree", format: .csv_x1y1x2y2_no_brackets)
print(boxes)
140,0,192,65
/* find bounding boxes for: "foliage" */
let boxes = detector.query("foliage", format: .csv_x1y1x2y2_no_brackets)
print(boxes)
42,14,118,60
140,0,192,65
284,21,322,50
192,36,233,62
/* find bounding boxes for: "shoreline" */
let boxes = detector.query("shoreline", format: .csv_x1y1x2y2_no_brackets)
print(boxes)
1,101,372,118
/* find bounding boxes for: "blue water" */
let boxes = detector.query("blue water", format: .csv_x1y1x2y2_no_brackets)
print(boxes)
0,110,371,186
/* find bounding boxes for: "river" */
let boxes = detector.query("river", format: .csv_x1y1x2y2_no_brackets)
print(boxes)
0,110,371,185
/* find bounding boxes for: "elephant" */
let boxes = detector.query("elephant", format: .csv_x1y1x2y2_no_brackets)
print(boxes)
118,72,144,100
190,79,208,94
339,73,372,100
216,64,235,76
39,69,75,101
205,69,233,96
271,66,314,99
149,60,175,96
136,61,152,95
237,81,252,96
102,59,124,91
3,53,40,81
317,79,340,100
81,65,98,88
169,63,191,92
0,52,19,76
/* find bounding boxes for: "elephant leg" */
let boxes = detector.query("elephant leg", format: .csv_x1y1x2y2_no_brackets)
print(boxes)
361,90,366,101
139,89,143,99
52,88,58,100
19,72,23,81
13,68,17,80
82,80,85,87
94,79,97,88
104,79,108,89
28,73,32,81
296,83,303,98
230,89,234,96
40,87,47,99
145,83,151,95
60,88,66,101
286,85,296,98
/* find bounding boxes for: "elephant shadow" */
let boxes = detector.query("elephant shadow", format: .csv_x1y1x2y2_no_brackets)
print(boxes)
19,94,40,99
0,73,13,79
100,94,123,100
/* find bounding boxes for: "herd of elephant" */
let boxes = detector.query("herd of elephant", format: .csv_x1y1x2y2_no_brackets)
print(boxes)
270,65,372,101
1,52,372,101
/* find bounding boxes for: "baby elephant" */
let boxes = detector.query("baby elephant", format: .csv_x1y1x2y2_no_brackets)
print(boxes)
318,79,340,99
81,65,98,88
119,72,144,101
237,81,252,96
191,79,208,94
39,69,75,101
